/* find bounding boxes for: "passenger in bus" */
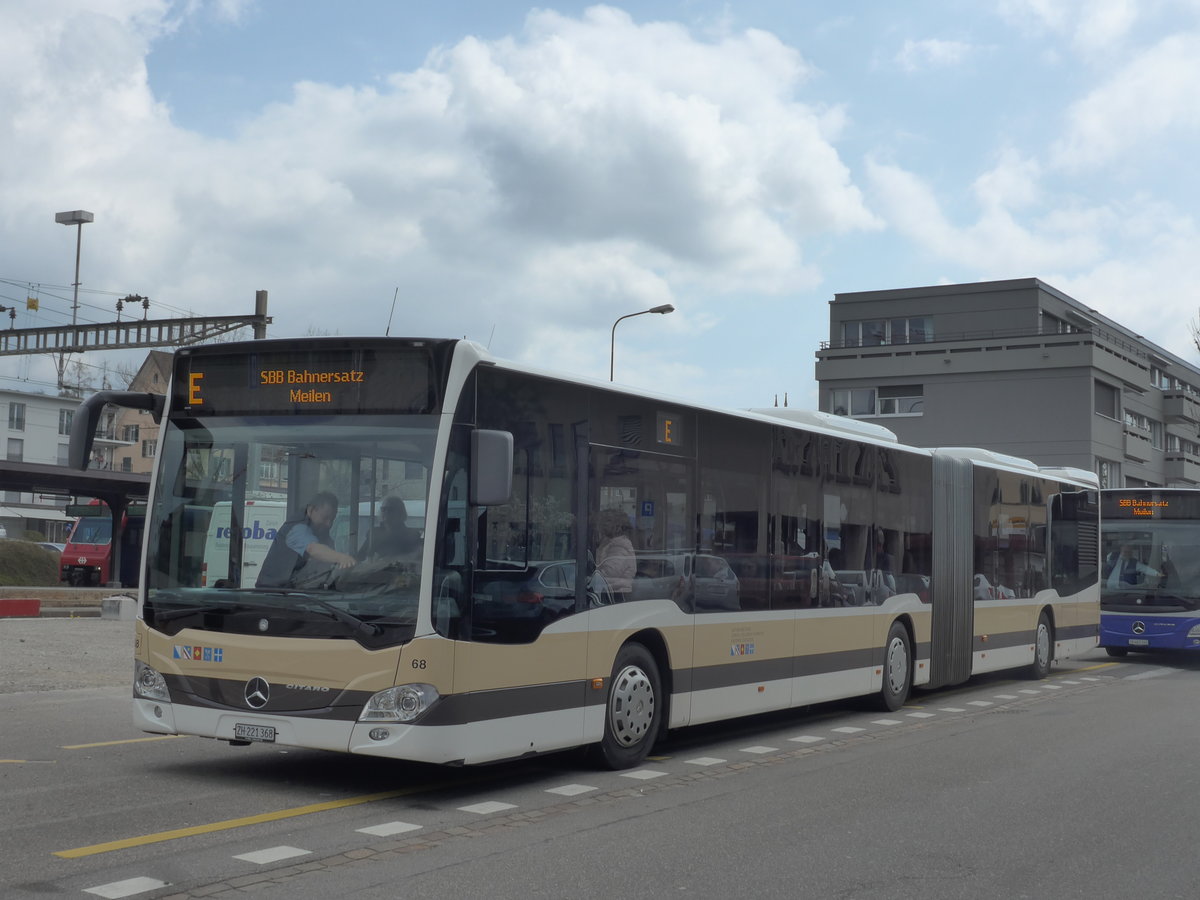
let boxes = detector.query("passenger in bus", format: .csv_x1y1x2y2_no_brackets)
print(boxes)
256,492,358,588
595,508,636,602
357,497,421,560
1102,544,1158,589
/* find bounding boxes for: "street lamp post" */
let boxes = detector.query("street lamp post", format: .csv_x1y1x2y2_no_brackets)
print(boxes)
54,209,94,390
609,304,675,381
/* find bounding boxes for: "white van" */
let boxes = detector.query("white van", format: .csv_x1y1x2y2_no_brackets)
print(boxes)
202,499,289,586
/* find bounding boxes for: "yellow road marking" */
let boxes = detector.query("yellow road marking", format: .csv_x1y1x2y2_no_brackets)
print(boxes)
1,759,56,765
54,777,483,859
63,735,184,750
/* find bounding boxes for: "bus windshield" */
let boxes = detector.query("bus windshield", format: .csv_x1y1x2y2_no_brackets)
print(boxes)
143,413,438,646
1100,519,1200,611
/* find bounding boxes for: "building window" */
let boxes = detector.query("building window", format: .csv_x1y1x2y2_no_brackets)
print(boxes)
122,424,140,443
841,317,932,348
830,386,923,418
7,438,23,461
58,409,73,435
141,439,156,458
1097,459,1121,489
876,385,924,415
8,402,25,431
121,457,133,472
57,443,69,466
830,388,876,417
1149,420,1164,450
1094,381,1118,419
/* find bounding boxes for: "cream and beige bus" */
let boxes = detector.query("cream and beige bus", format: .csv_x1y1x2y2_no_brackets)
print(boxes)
69,337,1100,769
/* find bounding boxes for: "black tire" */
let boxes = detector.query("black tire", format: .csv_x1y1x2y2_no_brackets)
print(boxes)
878,620,911,711
1029,611,1053,679
1105,646,1129,658
592,643,661,769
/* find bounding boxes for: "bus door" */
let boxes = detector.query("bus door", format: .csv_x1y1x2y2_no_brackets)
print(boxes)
448,422,592,756
587,444,695,719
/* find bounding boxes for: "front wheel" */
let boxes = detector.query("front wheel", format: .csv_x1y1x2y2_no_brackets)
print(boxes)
592,643,661,769
1029,611,1053,679
1105,646,1129,658
877,621,911,711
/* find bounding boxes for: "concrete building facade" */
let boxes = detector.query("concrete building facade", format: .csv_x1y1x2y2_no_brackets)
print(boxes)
814,278,1200,489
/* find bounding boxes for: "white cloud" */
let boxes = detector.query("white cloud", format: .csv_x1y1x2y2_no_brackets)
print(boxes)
0,2,880,394
895,38,972,72
866,155,1105,272
995,0,1140,52
1051,32,1200,170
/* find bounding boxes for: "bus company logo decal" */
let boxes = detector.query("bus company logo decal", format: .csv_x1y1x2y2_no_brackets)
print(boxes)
173,645,224,662
1132,621,1146,635
730,642,756,657
244,677,270,709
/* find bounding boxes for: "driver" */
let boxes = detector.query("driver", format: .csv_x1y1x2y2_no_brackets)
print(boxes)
256,491,358,588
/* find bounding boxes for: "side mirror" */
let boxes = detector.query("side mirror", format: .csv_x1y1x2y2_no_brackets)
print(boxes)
470,429,513,507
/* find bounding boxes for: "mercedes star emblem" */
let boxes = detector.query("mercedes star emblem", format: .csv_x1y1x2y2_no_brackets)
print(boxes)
244,677,270,709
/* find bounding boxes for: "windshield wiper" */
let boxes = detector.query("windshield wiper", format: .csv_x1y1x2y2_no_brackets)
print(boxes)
245,588,382,637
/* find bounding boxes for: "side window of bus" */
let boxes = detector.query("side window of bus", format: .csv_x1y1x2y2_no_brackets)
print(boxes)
590,448,693,609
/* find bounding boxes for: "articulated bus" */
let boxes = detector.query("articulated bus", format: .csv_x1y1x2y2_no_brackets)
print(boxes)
69,338,1100,768
1100,488,1200,656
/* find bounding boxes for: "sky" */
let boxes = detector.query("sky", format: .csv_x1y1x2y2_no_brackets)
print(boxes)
2,0,1199,411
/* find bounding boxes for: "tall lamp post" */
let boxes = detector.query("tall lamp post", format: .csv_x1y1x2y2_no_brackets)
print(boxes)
54,209,94,390
609,303,674,381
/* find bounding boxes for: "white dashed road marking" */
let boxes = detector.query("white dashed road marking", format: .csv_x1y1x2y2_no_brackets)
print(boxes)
458,801,518,815
83,877,169,899
233,846,311,865
546,783,598,796
356,821,423,837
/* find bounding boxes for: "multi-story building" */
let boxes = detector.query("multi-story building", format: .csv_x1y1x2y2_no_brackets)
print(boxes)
814,277,1200,489
1,387,81,539
112,351,170,475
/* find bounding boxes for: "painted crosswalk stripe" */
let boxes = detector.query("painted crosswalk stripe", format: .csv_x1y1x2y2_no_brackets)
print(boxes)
684,757,727,766
740,745,778,754
83,877,169,898
907,711,935,718
234,846,311,865
832,726,865,734
872,719,902,725
357,821,423,837
994,694,1019,700
788,735,824,744
968,701,993,707
621,768,668,780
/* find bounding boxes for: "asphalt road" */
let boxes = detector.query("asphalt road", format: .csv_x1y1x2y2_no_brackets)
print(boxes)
5,622,1200,900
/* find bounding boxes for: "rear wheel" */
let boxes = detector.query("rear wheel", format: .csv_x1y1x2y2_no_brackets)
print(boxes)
878,621,911,711
592,643,661,769
1029,611,1053,679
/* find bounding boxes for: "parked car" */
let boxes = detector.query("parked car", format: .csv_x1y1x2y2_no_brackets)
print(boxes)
37,542,66,555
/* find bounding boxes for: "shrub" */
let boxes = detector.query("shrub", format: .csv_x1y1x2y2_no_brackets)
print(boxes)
0,540,61,586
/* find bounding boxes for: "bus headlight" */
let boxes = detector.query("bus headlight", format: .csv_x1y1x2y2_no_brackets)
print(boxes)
360,684,439,723
1188,624,1200,639
134,661,169,702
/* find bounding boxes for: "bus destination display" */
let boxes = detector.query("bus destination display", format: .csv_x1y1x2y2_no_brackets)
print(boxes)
1102,491,1200,521
176,348,436,416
